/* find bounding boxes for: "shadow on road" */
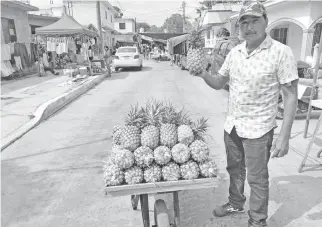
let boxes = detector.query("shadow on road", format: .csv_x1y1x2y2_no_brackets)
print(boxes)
268,175,322,227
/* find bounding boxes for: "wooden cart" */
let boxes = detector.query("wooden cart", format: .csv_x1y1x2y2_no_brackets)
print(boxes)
105,177,220,227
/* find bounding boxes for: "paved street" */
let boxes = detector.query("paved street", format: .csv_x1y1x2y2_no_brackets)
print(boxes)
1,60,322,227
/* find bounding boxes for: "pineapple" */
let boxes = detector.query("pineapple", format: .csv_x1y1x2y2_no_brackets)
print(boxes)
171,143,191,164
162,162,181,181
103,163,124,186
160,102,178,148
121,104,143,151
124,166,144,185
110,144,123,162
180,160,200,180
187,30,206,75
154,146,172,165
177,108,194,146
134,146,154,168
199,160,218,178
190,140,210,163
191,117,209,141
113,125,124,145
114,149,134,170
144,164,162,183
140,100,163,149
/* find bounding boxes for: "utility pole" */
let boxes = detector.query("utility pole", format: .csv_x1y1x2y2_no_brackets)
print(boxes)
182,1,186,33
96,0,103,54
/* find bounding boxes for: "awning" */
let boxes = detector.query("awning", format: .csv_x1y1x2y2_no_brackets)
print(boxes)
36,14,97,37
167,34,190,48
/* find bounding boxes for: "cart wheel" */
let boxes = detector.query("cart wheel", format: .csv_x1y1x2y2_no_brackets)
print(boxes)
131,195,139,210
317,149,322,158
154,199,170,227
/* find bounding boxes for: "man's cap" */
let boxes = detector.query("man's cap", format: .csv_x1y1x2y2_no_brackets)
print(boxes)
238,1,267,22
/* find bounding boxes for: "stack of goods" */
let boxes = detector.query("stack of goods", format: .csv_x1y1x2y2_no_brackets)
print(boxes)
103,100,218,187
186,31,206,76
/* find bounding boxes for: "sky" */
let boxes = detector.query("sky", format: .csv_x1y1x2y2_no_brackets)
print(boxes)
109,0,200,27
26,0,200,27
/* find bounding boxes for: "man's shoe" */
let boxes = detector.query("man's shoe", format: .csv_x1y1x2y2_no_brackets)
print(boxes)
213,202,245,217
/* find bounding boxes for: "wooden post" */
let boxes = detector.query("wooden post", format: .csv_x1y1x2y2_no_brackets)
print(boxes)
304,31,322,138
139,194,150,227
173,191,180,227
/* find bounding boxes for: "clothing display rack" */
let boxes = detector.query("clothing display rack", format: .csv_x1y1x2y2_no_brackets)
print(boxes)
299,31,322,173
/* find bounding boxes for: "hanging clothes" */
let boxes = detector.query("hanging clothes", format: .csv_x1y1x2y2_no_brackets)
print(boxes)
14,56,23,70
8,43,15,55
42,53,49,67
1,44,11,61
47,40,56,52
1,61,15,77
30,43,37,65
14,43,29,69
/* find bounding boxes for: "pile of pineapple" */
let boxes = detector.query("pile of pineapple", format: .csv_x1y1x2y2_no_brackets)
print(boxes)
186,31,207,76
103,100,218,187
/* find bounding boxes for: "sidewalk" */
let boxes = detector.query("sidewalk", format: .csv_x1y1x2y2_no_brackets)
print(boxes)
1,73,107,150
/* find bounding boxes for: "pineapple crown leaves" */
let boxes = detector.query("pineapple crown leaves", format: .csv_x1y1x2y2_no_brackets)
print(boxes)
125,103,145,129
160,100,178,124
176,106,193,126
192,117,209,140
141,99,164,127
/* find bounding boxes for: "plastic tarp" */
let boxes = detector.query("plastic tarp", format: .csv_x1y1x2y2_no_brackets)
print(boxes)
36,14,97,37
167,34,190,55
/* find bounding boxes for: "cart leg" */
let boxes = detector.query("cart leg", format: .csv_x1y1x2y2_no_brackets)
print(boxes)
131,195,140,210
173,192,180,227
140,194,150,227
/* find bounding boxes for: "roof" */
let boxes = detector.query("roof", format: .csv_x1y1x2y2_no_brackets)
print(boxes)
1,0,38,11
28,14,60,21
36,14,97,37
139,33,187,41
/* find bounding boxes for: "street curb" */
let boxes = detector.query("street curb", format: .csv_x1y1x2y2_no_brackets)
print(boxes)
1,72,108,151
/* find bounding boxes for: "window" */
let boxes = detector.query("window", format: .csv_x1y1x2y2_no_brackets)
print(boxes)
119,23,126,29
1,17,17,43
270,28,288,45
105,11,107,19
207,30,210,39
312,23,322,55
117,47,137,53
50,0,53,4
110,15,112,23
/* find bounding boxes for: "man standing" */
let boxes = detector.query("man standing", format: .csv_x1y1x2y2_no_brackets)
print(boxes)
195,1,298,227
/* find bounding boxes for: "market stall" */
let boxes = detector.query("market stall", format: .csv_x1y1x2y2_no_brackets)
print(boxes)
35,14,104,77
167,34,190,67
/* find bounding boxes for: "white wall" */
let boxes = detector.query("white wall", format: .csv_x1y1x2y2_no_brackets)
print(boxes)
114,20,135,34
1,5,31,43
287,23,303,61
72,2,98,28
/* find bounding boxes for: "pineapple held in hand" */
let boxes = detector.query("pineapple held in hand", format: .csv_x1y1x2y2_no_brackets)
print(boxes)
171,143,191,164
162,162,181,181
120,104,143,151
199,160,218,178
114,149,134,169
141,100,163,149
134,146,154,168
187,31,206,75
160,102,178,148
154,146,172,165
180,160,200,180
103,163,124,186
144,164,162,183
124,166,144,184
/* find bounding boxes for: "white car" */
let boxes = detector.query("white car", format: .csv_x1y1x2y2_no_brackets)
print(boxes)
113,46,143,71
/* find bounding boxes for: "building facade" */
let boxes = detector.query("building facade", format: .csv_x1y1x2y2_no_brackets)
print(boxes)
114,18,136,34
1,1,38,44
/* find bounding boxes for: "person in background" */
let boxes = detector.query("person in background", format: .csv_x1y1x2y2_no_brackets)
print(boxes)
104,46,112,76
195,1,298,227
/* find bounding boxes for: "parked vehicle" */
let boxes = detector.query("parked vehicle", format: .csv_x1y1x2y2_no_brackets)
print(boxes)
113,46,143,71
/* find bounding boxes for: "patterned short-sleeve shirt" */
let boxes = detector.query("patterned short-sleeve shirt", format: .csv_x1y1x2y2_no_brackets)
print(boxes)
218,35,299,139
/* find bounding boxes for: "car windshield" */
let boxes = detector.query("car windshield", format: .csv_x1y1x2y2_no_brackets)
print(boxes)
117,48,137,53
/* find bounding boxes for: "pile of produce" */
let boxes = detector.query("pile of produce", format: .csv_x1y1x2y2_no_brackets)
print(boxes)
103,100,218,187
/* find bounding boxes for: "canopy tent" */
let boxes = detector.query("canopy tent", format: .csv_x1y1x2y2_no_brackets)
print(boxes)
36,14,97,37
167,34,190,55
